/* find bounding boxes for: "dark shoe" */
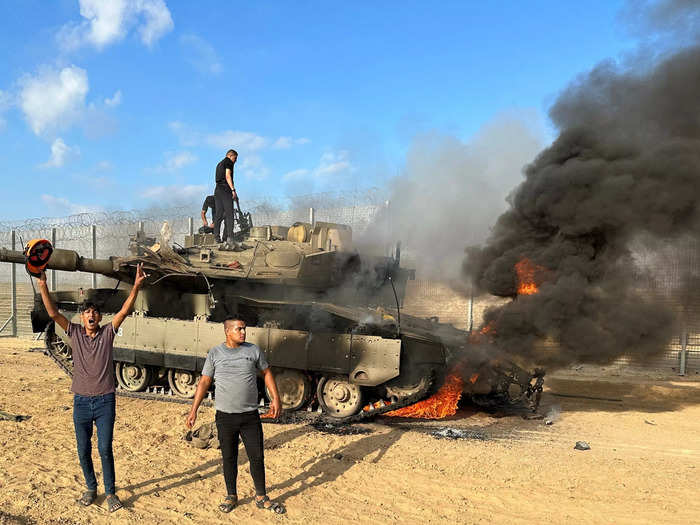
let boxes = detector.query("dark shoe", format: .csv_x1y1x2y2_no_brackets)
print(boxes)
106,494,123,513
77,490,96,506
219,494,237,513
255,495,285,514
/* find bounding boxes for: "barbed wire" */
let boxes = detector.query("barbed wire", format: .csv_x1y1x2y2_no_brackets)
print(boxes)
0,188,388,232
0,189,387,285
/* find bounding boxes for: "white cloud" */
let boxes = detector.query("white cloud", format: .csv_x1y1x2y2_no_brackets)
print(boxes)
205,130,269,152
170,122,309,154
0,90,11,131
151,150,197,172
58,0,173,51
41,138,80,168
315,150,352,177
272,136,312,149
141,184,205,201
104,90,122,107
237,154,269,181
19,66,89,135
282,168,309,181
96,160,113,171
136,0,175,46
180,34,222,74
282,150,353,184
171,151,197,169
41,194,102,215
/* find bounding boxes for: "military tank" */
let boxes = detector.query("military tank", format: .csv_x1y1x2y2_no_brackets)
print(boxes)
0,219,543,420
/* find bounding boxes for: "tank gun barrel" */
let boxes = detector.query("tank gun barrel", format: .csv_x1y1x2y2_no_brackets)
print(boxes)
0,247,116,276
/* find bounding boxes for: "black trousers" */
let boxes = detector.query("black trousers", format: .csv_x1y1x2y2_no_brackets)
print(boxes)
213,185,234,242
215,410,266,496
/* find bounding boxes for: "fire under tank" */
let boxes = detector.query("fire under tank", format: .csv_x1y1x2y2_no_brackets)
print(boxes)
0,220,544,420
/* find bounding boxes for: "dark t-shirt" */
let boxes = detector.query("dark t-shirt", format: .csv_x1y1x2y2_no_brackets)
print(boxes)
202,195,216,219
215,157,234,187
66,322,117,396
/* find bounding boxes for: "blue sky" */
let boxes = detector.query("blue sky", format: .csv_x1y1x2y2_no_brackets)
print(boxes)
0,0,640,220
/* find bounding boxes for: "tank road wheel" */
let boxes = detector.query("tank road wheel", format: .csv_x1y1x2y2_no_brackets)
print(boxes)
266,369,312,411
115,362,152,392
384,375,430,403
317,375,363,418
46,331,72,361
168,369,200,398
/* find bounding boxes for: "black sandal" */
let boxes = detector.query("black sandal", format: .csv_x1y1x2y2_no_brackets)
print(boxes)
255,495,286,514
77,490,96,506
219,495,237,513
106,494,123,513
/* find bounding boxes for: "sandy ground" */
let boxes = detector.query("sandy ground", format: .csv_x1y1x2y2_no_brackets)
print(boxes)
0,337,699,525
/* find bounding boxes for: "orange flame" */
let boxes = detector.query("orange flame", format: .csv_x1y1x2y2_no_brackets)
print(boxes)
515,258,547,295
385,373,463,419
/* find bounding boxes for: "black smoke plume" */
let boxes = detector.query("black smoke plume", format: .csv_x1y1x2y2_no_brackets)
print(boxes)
464,42,700,369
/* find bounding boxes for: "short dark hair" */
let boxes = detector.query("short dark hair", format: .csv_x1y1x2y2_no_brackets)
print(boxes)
226,149,238,158
223,317,246,330
80,301,101,314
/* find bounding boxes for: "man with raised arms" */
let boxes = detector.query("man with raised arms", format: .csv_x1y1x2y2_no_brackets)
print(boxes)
37,263,147,513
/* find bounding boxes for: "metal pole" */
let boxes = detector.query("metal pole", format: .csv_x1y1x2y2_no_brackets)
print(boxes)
468,284,474,333
11,230,17,337
679,332,687,376
50,227,57,291
91,225,97,289
188,217,194,236
385,199,391,256
138,221,144,234
309,207,315,227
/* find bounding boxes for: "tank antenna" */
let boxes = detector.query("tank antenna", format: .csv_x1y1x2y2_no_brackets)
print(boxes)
388,275,401,337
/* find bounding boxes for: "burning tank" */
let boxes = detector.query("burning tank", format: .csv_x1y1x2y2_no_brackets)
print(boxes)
0,219,543,420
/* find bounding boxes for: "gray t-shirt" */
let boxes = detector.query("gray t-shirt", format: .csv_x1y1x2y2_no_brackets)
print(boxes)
66,322,117,396
201,342,269,413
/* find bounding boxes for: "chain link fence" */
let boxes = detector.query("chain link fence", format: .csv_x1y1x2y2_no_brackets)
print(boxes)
0,191,698,375
0,190,388,287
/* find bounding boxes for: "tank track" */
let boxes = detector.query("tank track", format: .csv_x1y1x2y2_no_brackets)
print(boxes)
43,331,214,407
42,331,433,420
329,376,433,424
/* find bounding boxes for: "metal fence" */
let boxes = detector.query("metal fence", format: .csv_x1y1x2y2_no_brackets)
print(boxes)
0,190,388,287
0,194,698,375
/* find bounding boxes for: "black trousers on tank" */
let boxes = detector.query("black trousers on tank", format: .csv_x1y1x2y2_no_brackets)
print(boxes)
213,185,234,242
215,409,266,496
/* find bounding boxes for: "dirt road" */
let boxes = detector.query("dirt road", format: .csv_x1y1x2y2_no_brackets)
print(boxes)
0,338,698,524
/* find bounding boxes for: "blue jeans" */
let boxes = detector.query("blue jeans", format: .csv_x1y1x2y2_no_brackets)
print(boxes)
73,392,116,494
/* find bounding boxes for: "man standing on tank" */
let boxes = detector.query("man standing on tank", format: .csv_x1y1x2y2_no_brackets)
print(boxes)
213,149,238,243
36,264,147,513
186,318,286,514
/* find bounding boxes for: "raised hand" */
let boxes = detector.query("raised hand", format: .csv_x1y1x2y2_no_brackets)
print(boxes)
134,263,147,288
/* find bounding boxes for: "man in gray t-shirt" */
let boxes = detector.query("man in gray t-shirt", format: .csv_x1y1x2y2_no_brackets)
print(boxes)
186,318,285,514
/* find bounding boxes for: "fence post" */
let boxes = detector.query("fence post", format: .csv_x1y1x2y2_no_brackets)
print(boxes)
91,225,97,289
188,217,194,236
467,283,474,333
50,227,57,291
10,230,17,336
309,207,315,227
679,332,688,376
385,199,391,256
